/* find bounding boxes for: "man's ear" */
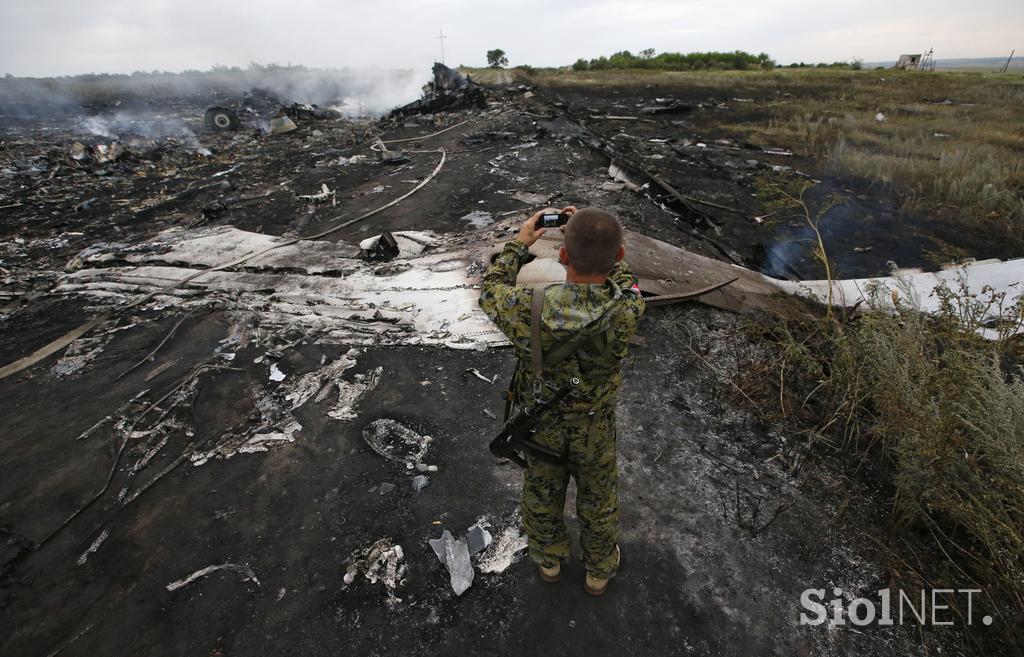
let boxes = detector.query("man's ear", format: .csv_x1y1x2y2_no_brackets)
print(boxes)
615,245,625,262
558,245,569,266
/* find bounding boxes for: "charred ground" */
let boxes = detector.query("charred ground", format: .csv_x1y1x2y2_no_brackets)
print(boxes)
0,69,1016,656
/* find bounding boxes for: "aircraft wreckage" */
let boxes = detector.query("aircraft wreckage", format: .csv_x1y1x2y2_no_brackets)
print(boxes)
2,62,1021,657
4,205,1021,382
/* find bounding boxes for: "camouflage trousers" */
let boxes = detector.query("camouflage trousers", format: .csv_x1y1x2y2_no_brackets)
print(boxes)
521,409,619,579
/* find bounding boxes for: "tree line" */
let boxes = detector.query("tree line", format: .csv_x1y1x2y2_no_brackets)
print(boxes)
572,50,775,71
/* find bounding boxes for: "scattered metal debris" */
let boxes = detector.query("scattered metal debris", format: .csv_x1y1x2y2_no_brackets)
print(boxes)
360,230,400,262
466,368,494,384
343,538,407,606
390,63,486,116
0,147,453,381
268,363,287,382
459,210,494,228
75,529,110,566
512,191,549,205
297,183,336,206
165,563,260,592
362,419,433,467
607,163,643,192
285,103,341,121
269,114,298,134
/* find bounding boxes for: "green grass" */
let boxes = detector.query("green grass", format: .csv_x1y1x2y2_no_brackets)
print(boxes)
748,278,1024,648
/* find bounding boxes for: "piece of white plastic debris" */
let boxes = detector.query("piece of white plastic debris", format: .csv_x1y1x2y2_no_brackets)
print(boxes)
429,530,454,563
412,475,430,491
269,363,286,381
467,368,493,384
429,530,475,596
466,524,492,555
875,112,886,122
447,540,474,596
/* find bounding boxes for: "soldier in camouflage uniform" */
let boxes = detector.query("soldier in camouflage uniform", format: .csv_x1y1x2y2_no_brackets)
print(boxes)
479,206,645,595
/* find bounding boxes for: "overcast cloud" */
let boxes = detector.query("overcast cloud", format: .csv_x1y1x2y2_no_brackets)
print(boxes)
2,0,1021,77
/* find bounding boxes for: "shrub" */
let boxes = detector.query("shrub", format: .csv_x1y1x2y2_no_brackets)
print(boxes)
755,275,1024,647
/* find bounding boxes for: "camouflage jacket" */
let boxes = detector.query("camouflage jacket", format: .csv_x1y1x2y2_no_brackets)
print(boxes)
479,240,646,416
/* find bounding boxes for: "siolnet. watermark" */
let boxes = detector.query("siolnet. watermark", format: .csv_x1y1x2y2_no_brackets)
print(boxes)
800,588,993,627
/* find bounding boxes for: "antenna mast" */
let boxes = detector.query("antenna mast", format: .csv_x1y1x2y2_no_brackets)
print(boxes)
437,29,448,65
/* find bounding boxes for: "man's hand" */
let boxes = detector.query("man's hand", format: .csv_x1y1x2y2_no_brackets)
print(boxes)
515,206,579,247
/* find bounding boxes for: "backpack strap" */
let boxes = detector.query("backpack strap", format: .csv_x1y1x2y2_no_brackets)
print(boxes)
529,284,555,376
530,284,619,378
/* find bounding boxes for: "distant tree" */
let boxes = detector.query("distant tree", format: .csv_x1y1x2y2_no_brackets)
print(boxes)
851,58,863,70
487,49,509,68
572,50,777,72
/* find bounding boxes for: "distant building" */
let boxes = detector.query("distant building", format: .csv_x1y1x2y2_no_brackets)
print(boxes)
894,54,922,70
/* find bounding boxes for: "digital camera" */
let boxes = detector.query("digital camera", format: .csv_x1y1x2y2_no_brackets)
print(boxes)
538,211,570,228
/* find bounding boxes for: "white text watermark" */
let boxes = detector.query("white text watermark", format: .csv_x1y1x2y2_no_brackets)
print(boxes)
800,588,992,627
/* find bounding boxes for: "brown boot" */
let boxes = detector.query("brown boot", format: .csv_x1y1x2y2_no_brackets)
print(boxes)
584,545,620,596
539,562,561,583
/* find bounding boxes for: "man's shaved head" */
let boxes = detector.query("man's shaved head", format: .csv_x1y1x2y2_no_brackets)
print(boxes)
563,207,623,277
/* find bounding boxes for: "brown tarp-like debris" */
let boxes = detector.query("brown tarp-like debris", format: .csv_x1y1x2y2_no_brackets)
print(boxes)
513,229,790,314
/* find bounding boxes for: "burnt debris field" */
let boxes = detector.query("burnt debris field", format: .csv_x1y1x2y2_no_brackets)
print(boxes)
1,64,1023,657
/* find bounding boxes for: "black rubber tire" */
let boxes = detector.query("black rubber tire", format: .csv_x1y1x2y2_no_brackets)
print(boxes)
204,107,241,131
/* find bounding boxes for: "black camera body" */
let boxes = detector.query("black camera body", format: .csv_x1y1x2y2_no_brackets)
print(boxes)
538,212,570,228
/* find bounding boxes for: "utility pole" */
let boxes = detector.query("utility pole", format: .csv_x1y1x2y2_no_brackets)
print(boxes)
437,29,447,65
918,48,935,72
999,50,1015,74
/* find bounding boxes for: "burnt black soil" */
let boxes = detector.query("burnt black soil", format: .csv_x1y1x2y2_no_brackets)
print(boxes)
1,308,920,657
535,81,1021,279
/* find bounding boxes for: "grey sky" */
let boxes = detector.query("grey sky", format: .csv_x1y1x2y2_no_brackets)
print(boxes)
2,0,1021,77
